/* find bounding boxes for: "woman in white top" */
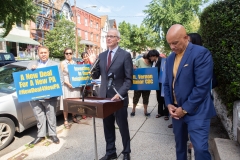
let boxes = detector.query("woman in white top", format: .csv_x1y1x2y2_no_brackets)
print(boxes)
60,48,81,129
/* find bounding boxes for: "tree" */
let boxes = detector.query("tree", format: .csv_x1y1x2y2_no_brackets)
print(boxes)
143,0,208,52
118,21,160,57
44,18,84,59
0,0,39,37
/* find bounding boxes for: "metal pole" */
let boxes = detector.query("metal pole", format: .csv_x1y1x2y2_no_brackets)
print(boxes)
74,0,78,58
93,117,98,160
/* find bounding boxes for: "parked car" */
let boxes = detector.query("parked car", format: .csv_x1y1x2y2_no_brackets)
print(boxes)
72,57,83,64
0,52,16,67
0,61,61,150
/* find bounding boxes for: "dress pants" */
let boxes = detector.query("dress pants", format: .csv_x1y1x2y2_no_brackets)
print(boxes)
172,117,211,160
156,83,168,116
103,106,131,155
30,99,57,137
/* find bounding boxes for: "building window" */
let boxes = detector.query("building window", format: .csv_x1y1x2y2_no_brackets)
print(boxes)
96,23,99,29
91,33,93,41
85,18,88,26
78,29,81,36
90,20,93,27
96,35,98,42
85,32,88,40
77,16,80,23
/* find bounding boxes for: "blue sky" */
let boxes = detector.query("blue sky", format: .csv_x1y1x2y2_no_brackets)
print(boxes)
70,0,215,26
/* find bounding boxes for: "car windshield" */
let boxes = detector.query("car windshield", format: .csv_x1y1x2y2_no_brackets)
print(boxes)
0,65,26,94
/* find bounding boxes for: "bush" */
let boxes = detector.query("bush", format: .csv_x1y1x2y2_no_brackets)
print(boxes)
199,0,240,113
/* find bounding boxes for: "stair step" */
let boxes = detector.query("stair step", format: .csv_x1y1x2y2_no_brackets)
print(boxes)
213,138,240,160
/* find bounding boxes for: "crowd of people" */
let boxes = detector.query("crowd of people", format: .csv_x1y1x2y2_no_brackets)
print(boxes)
26,25,216,160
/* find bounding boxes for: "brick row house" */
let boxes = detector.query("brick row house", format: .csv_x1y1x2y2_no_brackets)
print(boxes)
72,6,101,54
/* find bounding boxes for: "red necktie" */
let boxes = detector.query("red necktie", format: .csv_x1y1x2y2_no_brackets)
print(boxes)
107,51,112,70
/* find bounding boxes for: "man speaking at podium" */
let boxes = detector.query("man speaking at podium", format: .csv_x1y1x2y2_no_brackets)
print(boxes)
91,28,133,160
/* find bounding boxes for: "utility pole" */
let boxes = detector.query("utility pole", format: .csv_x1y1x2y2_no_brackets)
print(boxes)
74,0,78,58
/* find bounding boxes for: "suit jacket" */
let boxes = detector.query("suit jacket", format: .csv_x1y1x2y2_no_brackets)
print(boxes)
92,47,133,106
164,42,216,121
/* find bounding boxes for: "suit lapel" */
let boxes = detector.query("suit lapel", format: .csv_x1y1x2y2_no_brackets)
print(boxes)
168,53,175,88
175,43,192,80
103,51,109,73
107,47,121,71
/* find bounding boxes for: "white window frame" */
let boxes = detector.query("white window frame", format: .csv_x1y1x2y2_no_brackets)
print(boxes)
85,18,88,26
85,32,88,40
77,15,80,24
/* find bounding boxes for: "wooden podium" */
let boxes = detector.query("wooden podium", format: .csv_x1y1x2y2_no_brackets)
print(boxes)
63,97,123,118
63,97,123,160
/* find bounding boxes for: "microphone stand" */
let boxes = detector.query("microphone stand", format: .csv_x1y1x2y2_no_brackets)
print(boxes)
110,83,125,100
81,59,99,102
82,58,99,160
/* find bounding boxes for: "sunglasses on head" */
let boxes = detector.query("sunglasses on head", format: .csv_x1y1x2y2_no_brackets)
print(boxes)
65,52,72,55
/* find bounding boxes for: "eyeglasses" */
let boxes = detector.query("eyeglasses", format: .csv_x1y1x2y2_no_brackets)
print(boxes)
65,52,72,55
105,35,119,39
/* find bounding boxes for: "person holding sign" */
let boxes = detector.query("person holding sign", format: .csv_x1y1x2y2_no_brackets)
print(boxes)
27,46,61,145
60,48,81,129
130,53,152,117
91,28,133,160
164,24,216,160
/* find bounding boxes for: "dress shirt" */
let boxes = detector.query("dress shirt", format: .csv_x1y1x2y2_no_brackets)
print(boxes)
38,59,49,68
172,50,185,104
107,46,119,61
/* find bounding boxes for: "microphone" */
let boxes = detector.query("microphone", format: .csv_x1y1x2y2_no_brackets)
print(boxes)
89,58,100,73
107,73,115,90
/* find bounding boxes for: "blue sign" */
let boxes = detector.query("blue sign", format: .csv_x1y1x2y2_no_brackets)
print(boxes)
130,68,159,90
13,65,63,102
68,64,92,88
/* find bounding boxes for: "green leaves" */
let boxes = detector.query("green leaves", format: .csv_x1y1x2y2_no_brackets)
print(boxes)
44,18,83,60
118,21,160,54
200,0,240,113
143,0,207,52
0,0,39,37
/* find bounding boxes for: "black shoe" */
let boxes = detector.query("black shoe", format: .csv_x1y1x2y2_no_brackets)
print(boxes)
51,136,60,144
130,112,135,116
29,137,45,145
123,153,130,160
99,153,117,160
145,112,150,116
168,124,173,128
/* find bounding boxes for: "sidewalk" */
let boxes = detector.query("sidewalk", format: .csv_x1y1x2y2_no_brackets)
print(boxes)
2,91,189,160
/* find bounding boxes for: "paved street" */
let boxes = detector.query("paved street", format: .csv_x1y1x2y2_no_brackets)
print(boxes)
0,91,228,160
0,115,65,157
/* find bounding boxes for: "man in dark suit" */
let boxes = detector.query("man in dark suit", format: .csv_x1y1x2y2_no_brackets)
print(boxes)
92,29,133,160
164,24,216,160
27,46,60,145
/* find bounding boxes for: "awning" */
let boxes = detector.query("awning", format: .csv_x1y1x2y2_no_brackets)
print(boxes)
0,34,40,45
80,40,97,46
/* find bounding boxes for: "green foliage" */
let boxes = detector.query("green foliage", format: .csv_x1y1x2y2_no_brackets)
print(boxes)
44,19,84,60
143,0,208,52
0,0,39,37
118,21,160,54
199,0,240,113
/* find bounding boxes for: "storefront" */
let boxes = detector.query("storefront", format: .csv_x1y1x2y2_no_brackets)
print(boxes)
0,34,40,58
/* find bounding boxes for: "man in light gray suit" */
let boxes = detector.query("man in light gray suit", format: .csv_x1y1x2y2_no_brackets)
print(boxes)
27,46,60,145
92,29,133,160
